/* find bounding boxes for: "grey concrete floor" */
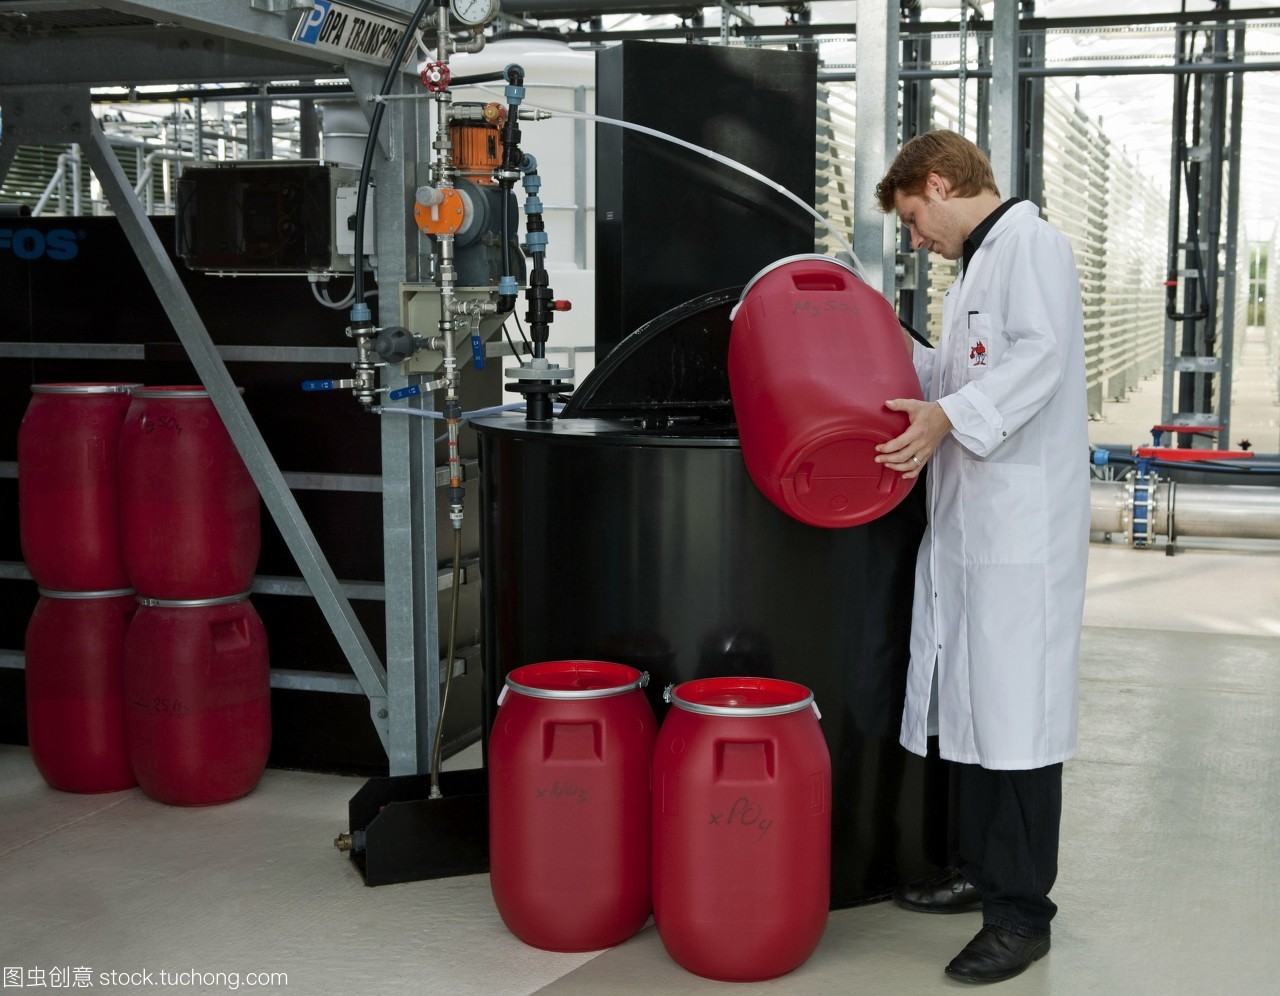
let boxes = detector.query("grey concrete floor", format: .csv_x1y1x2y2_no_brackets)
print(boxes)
3,544,1276,996
2,344,1277,995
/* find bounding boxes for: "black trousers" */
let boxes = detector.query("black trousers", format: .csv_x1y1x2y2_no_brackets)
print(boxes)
953,761,1063,938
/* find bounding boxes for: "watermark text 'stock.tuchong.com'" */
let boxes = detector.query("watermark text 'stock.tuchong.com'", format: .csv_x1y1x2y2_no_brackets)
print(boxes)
3,966,288,990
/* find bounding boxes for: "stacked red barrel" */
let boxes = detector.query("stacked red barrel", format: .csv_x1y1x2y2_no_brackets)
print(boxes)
18,383,269,804
24,588,138,793
117,386,269,806
18,383,141,794
117,386,260,600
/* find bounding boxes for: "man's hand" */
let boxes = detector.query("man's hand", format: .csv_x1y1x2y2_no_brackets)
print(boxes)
874,399,953,480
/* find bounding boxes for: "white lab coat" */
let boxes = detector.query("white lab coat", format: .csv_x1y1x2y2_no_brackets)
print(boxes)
900,200,1090,770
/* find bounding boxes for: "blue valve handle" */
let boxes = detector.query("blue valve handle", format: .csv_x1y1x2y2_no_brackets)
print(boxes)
471,333,485,370
302,380,336,392
388,385,422,401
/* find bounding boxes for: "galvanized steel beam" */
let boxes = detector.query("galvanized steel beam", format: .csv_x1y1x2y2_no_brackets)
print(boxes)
988,0,1020,202
0,29,339,87
853,0,898,301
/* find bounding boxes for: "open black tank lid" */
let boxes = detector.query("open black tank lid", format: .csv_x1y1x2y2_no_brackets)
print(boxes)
561,287,741,423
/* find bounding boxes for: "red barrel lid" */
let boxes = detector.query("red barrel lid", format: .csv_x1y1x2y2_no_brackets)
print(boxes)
665,677,817,717
504,660,649,700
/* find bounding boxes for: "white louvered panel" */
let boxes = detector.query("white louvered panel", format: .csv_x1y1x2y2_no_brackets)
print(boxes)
815,82,856,257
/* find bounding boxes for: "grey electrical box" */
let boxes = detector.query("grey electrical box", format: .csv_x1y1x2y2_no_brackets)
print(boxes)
176,160,372,274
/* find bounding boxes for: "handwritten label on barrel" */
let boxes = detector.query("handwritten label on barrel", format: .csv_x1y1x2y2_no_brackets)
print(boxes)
708,795,773,840
536,780,588,804
141,414,183,435
132,697,191,717
791,299,861,317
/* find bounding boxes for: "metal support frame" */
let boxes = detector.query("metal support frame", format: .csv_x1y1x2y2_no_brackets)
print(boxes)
1162,19,1245,449
989,0,1021,202
898,2,932,336
97,0,415,67
0,85,392,751
1,0,456,778
1016,2,1045,207
346,63,444,777
1220,24,1247,447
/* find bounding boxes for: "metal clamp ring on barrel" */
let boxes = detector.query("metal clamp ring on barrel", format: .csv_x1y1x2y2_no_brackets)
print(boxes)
135,592,252,608
37,587,136,600
502,669,649,701
132,387,204,399
663,682,818,719
31,383,141,395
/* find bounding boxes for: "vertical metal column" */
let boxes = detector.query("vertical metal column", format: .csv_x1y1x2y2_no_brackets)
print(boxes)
299,98,319,160
1163,20,1241,449
345,63,442,777
899,7,932,336
1219,24,1247,447
250,90,273,160
574,83,588,271
989,0,1021,201
854,0,900,300
1019,2,1046,207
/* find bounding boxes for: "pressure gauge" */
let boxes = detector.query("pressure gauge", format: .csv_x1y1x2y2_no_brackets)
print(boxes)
451,0,498,27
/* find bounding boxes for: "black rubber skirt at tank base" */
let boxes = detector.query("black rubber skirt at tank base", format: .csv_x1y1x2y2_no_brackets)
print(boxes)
472,414,948,908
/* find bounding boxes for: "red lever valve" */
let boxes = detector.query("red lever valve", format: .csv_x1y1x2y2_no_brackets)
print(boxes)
552,300,573,312
421,62,451,92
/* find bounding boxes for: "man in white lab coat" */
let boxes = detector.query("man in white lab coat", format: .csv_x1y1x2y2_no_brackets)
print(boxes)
872,130,1090,984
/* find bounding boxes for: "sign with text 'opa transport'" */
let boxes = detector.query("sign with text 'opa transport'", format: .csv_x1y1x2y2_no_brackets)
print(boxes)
291,0,416,66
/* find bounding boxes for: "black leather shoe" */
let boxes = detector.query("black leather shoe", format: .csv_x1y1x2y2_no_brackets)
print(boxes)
944,925,1050,984
891,869,983,914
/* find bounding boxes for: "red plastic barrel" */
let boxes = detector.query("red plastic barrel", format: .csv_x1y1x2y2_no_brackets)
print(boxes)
653,677,831,982
18,383,140,591
728,255,923,528
24,588,138,794
123,593,271,806
489,660,657,951
118,386,260,599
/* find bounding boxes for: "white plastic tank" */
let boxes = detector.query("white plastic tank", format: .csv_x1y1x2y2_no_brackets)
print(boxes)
447,34,597,377
316,99,373,167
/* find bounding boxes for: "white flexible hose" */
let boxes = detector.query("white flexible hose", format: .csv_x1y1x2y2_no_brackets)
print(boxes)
372,402,560,419
469,87,870,284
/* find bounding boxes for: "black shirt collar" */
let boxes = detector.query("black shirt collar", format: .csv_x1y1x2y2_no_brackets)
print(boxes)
962,197,1023,272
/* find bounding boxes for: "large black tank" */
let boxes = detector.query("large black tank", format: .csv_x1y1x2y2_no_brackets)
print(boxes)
472,291,947,907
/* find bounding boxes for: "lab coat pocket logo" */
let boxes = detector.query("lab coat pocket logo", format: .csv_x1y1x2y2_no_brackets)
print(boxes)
968,336,989,367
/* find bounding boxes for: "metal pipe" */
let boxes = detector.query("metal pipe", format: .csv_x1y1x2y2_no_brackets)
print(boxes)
31,149,73,216
502,0,801,15
1173,484,1280,541
561,7,1280,44
1090,479,1280,543
822,60,1280,84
